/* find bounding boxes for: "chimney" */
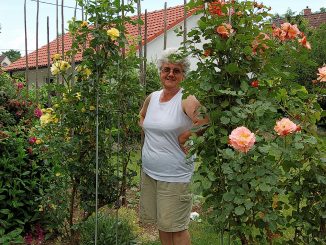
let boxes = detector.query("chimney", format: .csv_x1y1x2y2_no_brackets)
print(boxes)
304,6,312,15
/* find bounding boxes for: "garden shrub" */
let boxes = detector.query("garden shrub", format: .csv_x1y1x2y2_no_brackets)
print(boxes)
0,71,52,243
183,1,325,244
79,210,137,245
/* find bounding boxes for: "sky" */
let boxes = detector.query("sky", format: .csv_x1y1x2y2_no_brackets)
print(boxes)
0,0,325,56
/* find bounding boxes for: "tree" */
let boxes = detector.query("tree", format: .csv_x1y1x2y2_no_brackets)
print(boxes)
1,49,21,62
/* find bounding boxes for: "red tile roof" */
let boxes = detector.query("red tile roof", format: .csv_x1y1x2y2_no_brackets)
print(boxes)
274,12,326,29
7,5,195,72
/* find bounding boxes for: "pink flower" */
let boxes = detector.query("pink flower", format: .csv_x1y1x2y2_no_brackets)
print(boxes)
274,118,298,136
24,233,33,245
317,65,326,82
29,137,37,144
229,126,256,153
34,108,43,118
16,82,24,90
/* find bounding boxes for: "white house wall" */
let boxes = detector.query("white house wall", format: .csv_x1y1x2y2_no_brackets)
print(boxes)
144,14,204,71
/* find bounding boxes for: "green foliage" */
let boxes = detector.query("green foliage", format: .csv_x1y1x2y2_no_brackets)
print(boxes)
184,1,325,244
0,71,52,243
32,0,143,239
79,211,137,245
1,49,21,62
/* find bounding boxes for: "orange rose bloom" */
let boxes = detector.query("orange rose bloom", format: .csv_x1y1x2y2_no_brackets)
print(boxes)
317,65,326,82
298,36,311,49
274,118,298,136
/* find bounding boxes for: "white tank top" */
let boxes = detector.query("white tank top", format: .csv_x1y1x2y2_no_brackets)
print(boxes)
142,89,194,183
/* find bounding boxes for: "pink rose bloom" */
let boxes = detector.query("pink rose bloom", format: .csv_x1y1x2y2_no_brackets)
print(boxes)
229,126,256,153
317,65,326,82
34,108,43,118
274,118,298,136
29,137,37,144
16,82,24,90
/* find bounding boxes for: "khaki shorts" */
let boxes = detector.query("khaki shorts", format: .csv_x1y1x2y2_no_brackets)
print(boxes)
139,171,192,232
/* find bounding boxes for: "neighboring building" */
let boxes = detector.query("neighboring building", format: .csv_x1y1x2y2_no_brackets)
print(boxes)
0,55,12,68
274,6,326,28
6,5,201,86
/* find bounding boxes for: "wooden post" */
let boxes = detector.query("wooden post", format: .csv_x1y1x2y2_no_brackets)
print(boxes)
47,16,51,106
183,0,187,45
35,0,40,102
56,0,59,53
144,9,148,91
137,0,144,84
163,2,167,50
61,0,65,60
71,0,78,86
121,0,125,57
24,0,29,93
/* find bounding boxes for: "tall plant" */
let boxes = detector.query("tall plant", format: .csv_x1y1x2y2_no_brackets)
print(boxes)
183,1,325,244
34,0,143,240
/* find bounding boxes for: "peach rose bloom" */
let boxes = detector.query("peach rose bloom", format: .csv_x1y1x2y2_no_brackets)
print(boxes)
287,24,300,39
274,118,298,136
229,126,256,153
317,65,326,82
298,36,311,50
216,25,229,38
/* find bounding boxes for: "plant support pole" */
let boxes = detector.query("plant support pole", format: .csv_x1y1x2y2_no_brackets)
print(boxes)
24,0,29,92
163,2,167,50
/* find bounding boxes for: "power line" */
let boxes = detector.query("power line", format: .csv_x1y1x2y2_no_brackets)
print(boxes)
30,0,82,10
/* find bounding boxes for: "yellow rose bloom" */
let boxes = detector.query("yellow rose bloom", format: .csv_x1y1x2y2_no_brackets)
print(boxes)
52,53,61,61
40,114,52,125
107,28,120,40
35,139,43,145
80,21,88,28
81,107,86,113
89,105,96,111
51,62,60,75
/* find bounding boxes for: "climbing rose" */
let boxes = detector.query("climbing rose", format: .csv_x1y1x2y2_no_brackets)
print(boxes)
229,126,256,153
274,118,298,136
29,137,37,144
80,21,88,28
298,35,311,50
34,108,43,118
107,28,120,40
16,82,24,90
317,65,326,82
216,23,234,38
209,1,225,16
51,60,71,75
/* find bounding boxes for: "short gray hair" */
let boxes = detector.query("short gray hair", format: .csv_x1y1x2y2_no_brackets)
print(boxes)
157,48,190,74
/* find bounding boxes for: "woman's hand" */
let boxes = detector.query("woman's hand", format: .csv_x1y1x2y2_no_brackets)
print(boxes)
178,130,191,154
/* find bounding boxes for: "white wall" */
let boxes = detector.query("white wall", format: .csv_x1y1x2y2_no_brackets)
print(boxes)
144,14,203,70
1,56,12,67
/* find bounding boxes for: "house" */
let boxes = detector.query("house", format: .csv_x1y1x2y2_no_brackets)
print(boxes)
5,5,201,86
274,6,326,28
0,55,12,68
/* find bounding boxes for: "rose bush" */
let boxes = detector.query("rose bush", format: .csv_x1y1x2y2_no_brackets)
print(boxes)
183,0,325,243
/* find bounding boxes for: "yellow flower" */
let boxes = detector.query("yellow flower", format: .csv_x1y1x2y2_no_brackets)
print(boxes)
84,68,92,78
35,139,43,144
53,104,59,108
55,172,61,177
40,114,52,125
81,107,86,113
80,21,88,28
44,108,54,114
60,61,71,72
52,53,61,61
51,61,60,75
107,27,120,40
75,92,81,100
89,105,96,111
50,204,57,210
51,60,71,75
38,205,44,212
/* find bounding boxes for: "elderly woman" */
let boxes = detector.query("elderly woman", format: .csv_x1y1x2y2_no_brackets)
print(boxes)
139,48,207,245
